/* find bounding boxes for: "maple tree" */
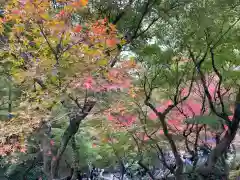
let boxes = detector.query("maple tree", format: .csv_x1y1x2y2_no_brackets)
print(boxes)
0,0,136,179
128,7,240,180
0,0,240,180
87,1,240,178
94,56,239,179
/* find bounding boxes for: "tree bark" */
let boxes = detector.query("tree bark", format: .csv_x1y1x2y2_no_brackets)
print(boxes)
39,121,52,179
159,116,183,180
145,100,184,180
197,88,240,176
70,136,81,180
51,101,95,179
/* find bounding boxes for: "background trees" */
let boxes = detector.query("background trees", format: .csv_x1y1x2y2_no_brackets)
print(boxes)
0,0,240,180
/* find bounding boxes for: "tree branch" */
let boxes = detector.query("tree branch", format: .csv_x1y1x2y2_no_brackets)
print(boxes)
197,88,240,176
50,100,96,178
112,0,134,25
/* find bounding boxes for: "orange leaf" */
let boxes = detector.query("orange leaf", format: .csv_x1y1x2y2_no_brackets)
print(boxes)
106,38,117,47
72,1,80,7
80,0,88,6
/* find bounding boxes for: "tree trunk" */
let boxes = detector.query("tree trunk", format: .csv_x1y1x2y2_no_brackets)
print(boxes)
50,101,95,179
39,121,52,179
197,88,240,176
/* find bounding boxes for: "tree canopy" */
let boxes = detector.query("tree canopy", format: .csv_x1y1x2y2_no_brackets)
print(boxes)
0,0,240,180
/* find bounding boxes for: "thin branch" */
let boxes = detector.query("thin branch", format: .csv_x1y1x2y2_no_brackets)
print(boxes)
135,17,160,39
68,94,82,109
162,70,195,116
212,17,240,49
189,48,230,124
138,161,155,180
33,78,47,89
131,0,157,40
210,47,226,116
37,23,57,57
112,0,134,25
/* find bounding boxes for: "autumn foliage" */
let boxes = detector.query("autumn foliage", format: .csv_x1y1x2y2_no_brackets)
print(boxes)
0,0,131,156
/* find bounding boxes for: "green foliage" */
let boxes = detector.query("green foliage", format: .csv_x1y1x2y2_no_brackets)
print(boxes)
1,0,240,179
185,115,225,129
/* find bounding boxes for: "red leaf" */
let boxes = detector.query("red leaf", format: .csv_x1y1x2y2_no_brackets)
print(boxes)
168,119,180,126
59,10,65,16
228,115,233,121
11,9,21,15
159,130,164,135
143,135,149,141
83,76,94,89
74,24,82,33
107,114,114,121
20,146,27,153
50,140,55,146
92,143,97,148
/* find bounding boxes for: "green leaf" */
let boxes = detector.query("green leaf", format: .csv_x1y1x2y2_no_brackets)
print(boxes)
0,110,9,116
185,115,225,129
96,155,102,160
214,102,234,116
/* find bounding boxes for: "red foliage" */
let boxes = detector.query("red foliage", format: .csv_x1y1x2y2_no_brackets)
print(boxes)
50,140,55,146
146,76,234,145
74,24,82,33
83,76,94,89
107,113,137,127
106,38,118,47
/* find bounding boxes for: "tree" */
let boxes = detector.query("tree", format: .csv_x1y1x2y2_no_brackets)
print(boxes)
1,0,240,180
0,0,135,179
125,0,240,179
87,1,240,179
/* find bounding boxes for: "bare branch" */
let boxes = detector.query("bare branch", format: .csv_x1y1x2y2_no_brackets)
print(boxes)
51,100,96,178
162,70,195,116
112,0,134,25
189,48,231,125
131,0,157,40
210,47,226,115
37,23,57,58
197,88,240,176
33,78,47,90
212,17,240,48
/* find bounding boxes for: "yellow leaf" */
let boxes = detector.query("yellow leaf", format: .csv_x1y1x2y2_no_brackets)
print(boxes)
13,24,24,34
97,59,108,66
120,39,126,45
40,13,50,20
0,26,4,34
12,72,25,83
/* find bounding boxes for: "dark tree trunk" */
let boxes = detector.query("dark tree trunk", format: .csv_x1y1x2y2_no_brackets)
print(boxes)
50,100,96,179
197,88,240,176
